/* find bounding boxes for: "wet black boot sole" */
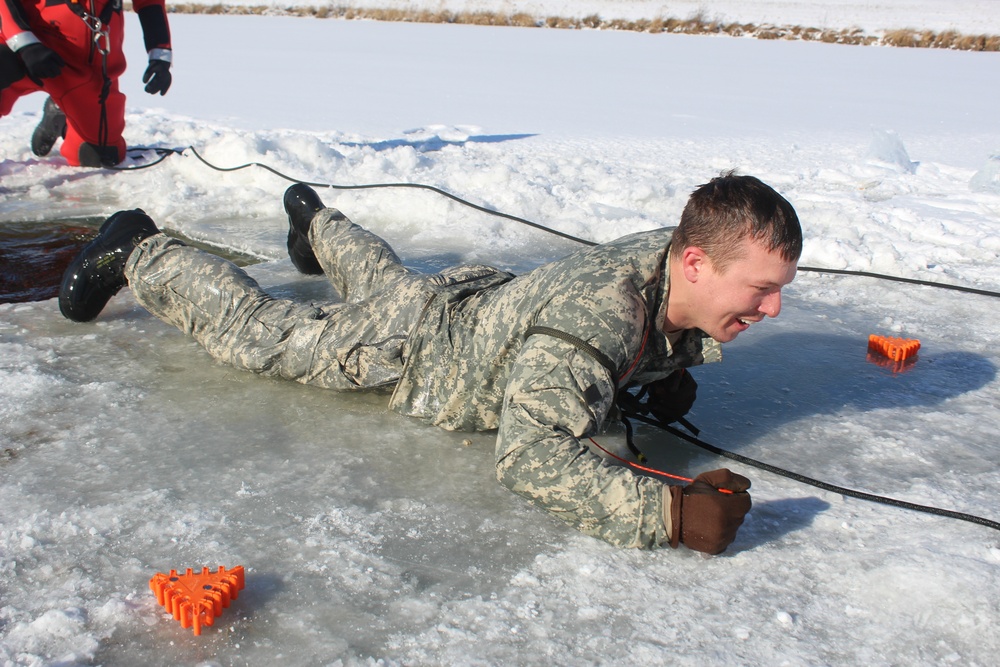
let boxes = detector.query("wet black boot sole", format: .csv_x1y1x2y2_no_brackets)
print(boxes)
31,97,67,157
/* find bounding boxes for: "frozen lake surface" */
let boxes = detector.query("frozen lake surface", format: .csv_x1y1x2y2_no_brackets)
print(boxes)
2,3,999,665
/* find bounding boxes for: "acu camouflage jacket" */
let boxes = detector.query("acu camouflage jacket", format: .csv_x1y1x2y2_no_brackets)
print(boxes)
390,228,722,548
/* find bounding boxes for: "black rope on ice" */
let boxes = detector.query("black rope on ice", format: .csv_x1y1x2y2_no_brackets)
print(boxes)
127,145,1000,299
635,415,1000,533
109,146,178,170
795,266,1000,299
128,146,588,244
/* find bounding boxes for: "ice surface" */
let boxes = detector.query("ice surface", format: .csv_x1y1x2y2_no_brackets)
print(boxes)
970,155,1000,194
2,3,999,666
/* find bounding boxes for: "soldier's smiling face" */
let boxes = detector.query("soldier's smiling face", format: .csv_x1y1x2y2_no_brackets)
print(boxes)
666,239,798,343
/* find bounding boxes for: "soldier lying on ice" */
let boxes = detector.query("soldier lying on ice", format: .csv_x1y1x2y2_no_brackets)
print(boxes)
58,172,801,554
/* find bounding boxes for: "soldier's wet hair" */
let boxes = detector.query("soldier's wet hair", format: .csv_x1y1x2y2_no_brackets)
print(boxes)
670,171,802,270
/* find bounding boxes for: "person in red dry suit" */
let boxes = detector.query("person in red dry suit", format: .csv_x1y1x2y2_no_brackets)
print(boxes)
0,0,173,167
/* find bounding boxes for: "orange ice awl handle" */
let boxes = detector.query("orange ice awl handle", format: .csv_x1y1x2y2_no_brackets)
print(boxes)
150,565,245,636
868,334,920,362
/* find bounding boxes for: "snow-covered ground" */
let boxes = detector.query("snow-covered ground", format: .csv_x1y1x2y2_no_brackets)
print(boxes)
1,2,999,665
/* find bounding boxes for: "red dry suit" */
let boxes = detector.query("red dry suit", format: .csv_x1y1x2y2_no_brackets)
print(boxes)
0,0,170,165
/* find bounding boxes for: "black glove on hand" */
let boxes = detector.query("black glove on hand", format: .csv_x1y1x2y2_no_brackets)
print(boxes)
18,43,65,84
669,468,752,554
646,369,697,425
142,59,171,95
1,45,28,90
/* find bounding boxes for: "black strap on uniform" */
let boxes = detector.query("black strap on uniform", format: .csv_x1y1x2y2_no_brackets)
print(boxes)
525,325,621,400
524,324,650,462
81,0,121,156
100,0,122,22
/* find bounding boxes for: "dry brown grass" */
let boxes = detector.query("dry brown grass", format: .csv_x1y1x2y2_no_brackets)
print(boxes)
883,27,1000,50
147,4,1000,52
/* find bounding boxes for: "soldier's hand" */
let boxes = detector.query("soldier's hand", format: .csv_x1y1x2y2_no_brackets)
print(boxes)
142,58,172,95
669,468,751,554
18,43,65,84
647,369,697,425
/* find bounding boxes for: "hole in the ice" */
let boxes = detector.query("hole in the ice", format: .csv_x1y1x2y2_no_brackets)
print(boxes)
0,218,260,304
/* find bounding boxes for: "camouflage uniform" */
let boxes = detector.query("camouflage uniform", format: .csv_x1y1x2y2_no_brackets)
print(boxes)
126,208,722,548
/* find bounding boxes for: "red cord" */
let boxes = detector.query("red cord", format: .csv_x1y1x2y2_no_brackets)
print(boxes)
591,323,735,491
588,436,734,493
588,437,694,484
620,322,651,383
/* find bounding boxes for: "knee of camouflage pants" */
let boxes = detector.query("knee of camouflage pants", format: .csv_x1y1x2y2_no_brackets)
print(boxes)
127,235,327,379
127,235,434,390
309,209,414,303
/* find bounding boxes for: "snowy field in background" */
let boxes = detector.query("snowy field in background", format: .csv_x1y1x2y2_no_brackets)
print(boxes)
2,3,1000,666
211,0,1000,35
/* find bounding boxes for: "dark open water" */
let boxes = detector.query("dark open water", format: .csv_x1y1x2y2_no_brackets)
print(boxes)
0,218,260,304
0,219,99,303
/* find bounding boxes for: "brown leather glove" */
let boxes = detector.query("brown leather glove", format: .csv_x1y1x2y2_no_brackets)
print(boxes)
646,369,697,425
669,468,752,554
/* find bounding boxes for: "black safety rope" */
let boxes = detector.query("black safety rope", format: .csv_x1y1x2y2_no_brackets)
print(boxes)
115,145,1000,300
108,143,1000,533
795,265,1000,298
634,414,1000,532
119,146,590,243
81,0,120,160
115,147,176,170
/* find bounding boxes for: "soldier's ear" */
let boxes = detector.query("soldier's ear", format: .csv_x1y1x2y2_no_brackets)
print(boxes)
679,246,708,283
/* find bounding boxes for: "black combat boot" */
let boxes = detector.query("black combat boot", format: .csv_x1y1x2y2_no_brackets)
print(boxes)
59,209,160,322
31,97,67,157
283,183,326,275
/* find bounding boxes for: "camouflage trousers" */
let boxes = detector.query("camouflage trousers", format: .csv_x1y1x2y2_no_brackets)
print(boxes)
125,209,432,390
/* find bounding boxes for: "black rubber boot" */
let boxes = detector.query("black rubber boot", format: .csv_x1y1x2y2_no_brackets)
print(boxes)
31,97,67,157
59,209,159,322
283,183,326,275
77,142,121,168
